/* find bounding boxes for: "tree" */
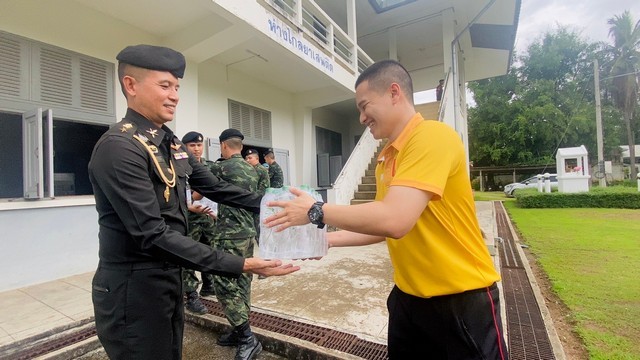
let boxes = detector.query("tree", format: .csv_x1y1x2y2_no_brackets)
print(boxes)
468,27,613,167
607,10,640,180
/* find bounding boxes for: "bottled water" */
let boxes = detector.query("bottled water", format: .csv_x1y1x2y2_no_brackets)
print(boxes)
259,186,328,260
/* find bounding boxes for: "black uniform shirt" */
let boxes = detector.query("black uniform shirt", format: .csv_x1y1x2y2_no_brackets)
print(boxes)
88,109,261,277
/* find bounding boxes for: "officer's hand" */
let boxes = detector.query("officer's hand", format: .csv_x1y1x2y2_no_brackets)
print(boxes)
264,187,316,231
243,258,300,277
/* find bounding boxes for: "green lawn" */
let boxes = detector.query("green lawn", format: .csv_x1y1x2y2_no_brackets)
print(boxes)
503,202,640,359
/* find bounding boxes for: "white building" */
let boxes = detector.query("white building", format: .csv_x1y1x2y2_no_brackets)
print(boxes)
0,0,520,290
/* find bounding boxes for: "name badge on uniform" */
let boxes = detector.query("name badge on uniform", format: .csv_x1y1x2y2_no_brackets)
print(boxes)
173,152,189,159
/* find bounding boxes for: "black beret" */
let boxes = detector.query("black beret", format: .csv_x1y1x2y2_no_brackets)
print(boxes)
116,44,186,79
219,128,244,142
181,131,203,144
245,149,258,156
263,148,274,157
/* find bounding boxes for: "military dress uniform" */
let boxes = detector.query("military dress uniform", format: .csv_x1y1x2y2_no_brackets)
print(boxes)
88,109,261,360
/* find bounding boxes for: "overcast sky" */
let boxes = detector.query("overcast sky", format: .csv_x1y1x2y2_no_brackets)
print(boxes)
414,1,640,104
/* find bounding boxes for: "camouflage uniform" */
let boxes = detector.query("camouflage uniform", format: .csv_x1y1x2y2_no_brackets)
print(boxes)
268,161,284,188
253,164,270,243
210,153,260,327
183,158,217,293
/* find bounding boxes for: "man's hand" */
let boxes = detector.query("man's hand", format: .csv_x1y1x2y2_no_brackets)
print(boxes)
264,187,316,231
243,258,300,277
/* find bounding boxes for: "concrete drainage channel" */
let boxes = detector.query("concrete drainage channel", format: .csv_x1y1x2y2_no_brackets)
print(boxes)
0,300,386,359
494,201,565,360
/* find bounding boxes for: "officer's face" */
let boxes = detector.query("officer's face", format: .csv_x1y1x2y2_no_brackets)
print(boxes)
186,142,204,161
356,80,394,140
129,70,180,127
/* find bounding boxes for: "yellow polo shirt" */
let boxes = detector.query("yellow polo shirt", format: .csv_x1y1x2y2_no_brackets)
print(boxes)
376,113,500,298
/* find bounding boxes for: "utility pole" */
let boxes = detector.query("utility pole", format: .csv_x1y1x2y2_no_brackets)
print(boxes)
594,59,606,187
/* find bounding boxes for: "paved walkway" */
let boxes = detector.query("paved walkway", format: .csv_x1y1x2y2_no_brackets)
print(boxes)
0,202,497,351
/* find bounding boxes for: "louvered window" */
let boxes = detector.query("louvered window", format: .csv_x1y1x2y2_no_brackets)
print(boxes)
228,100,272,147
0,32,28,100
0,31,114,124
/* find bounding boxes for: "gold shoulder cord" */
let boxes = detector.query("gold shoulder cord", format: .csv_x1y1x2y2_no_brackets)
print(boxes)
133,134,176,202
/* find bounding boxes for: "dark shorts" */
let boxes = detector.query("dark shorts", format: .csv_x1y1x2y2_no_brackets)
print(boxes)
92,262,183,360
387,283,508,360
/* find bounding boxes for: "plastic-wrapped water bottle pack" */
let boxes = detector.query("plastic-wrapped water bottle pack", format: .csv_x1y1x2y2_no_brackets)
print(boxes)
259,186,328,260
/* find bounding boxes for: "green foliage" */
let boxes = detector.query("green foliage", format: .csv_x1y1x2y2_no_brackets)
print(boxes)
468,25,633,167
514,186,640,208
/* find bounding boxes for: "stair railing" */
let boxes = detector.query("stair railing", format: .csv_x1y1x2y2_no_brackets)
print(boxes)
326,128,381,205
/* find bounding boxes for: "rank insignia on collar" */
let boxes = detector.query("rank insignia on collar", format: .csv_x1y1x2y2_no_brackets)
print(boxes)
146,128,159,138
170,143,181,151
120,123,133,133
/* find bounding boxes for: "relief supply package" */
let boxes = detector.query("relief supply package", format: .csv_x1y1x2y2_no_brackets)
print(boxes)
259,186,328,260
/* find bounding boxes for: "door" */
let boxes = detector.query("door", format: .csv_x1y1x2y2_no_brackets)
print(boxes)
274,148,290,186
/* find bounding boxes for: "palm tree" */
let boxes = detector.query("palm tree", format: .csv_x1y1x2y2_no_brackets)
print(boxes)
607,11,640,180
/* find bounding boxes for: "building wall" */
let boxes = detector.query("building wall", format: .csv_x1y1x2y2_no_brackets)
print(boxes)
196,60,297,165
0,199,98,291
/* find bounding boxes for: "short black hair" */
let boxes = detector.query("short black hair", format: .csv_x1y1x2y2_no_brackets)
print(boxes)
355,60,414,105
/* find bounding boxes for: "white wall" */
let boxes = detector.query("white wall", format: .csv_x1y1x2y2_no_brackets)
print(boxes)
197,60,299,177
0,202,99,291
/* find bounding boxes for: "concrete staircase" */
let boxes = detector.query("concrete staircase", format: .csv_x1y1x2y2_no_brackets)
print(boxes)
415,101,441,120
350,142,386,205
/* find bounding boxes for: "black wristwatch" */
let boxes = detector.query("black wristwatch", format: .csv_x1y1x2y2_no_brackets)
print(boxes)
307,201,325,229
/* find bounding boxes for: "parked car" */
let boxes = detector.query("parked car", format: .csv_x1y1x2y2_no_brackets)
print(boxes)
503,174,558,197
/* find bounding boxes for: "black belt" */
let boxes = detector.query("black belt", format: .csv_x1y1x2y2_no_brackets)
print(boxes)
99,260,179,271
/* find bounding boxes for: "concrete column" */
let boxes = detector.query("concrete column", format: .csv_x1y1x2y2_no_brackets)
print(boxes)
346,0,358,71
293,103,314,187
389,28,398,61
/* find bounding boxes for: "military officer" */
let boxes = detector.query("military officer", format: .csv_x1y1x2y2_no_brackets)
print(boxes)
244,148,269,243
263,148,284,188
180,131,217,314
88,44,298,360
209,129,263,360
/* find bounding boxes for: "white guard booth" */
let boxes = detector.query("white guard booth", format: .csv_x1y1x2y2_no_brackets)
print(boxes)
556,145,590,193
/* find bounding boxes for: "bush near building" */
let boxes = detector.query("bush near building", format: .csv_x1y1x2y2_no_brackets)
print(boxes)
515,186,640,209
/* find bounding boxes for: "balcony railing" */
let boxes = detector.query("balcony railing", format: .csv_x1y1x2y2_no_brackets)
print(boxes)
268,0,373,74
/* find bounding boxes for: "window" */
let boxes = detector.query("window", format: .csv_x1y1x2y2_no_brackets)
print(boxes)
0,31,115,200
228,100,272,147
0,111,108,199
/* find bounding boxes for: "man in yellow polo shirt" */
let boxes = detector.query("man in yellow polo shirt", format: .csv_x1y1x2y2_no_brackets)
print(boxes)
265,60,507,359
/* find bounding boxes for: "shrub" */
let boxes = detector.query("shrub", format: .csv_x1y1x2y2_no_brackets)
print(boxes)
515,186,640,209
471,177,481,191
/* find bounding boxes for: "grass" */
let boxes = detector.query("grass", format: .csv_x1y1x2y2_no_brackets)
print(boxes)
503,201,640,360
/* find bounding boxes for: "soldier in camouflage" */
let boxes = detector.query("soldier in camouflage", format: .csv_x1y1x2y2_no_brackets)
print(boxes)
181,131,217,315
210,129,263,360
244,148,270,243
263,148,284,188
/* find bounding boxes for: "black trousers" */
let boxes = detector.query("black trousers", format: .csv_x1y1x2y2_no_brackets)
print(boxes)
92,262,184,360
387,284,508,360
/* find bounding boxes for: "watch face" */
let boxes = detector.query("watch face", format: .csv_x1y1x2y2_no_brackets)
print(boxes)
309,208,320,222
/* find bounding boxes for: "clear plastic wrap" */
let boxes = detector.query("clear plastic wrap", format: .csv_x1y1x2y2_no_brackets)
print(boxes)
259,186,328,259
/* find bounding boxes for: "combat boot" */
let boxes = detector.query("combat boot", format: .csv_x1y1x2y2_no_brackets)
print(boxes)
234,322,262,360
185,291,207,315
216,327,240,346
